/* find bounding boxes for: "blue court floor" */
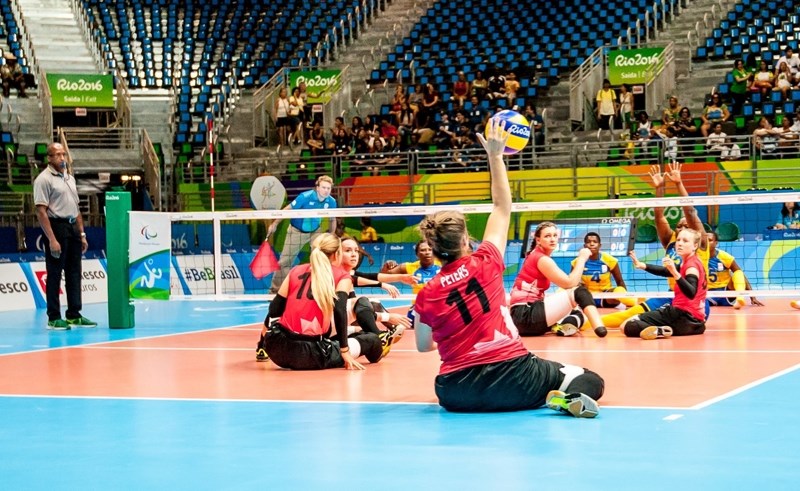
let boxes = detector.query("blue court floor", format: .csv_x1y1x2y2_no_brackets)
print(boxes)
0,299,798,489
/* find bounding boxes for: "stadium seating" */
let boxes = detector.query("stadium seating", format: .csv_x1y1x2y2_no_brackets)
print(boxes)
79,0,372,150
370,0,669,114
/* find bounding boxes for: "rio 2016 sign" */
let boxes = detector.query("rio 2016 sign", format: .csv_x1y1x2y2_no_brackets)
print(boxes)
607,48,665,85
46,73,115,108
289,69,342,104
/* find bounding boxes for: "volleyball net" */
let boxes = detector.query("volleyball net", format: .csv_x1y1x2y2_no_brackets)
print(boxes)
142,191,800,302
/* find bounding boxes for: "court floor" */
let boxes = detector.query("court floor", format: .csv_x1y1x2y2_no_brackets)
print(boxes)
1,298,799,489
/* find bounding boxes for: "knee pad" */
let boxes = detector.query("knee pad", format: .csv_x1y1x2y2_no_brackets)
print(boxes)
574,286,595,310
560,309,585,329
359,333,384,363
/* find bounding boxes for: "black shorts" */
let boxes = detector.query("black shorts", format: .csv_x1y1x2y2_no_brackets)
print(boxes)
263,322,344,370
635,305,706,336
276,117,292,128
434,353,564,412
510,302,548,336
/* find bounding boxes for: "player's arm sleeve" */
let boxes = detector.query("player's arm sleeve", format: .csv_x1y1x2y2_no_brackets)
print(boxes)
266,294,287,324
334,291,350,347
676,274,699,299
643,263,671,278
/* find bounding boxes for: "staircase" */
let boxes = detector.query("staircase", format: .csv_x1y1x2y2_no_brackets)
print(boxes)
541,0,737,145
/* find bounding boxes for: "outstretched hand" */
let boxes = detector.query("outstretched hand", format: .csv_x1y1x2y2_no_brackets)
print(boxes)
648,165,664,188
476,116,510,160
629,250,645,270
664,162,683,183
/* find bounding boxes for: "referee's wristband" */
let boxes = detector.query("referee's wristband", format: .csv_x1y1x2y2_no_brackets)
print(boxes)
80,232,87,238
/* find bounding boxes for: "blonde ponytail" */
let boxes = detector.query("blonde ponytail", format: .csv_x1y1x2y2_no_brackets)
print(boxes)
308,233,342,322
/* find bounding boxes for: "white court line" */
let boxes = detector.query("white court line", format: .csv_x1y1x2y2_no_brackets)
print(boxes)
76,346,800,354
690,362,800,410
0,322,260,358
663,414,684,421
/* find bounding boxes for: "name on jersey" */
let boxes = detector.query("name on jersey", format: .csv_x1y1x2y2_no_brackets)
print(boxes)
440,264,469,287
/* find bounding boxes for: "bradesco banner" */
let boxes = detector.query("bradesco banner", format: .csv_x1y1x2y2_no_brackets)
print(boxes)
129,212,171,300
27,259,109,307
46,73,114,108
290,69,342,103
607,47,665,85
0,263,35,312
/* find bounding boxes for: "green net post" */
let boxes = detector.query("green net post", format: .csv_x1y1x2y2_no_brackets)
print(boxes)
105,192,135,329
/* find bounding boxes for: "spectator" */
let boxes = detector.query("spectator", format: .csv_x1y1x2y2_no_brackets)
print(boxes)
433,112,458,149
408,83,424,115
33,143,96,329
396,101,416,149
360,217,378,243
504,72,520,106
775,62,795,100
273,87,292,148
327,116,351,155
635,111,653,153
777,115,798,156
288,86,304,146
751,60,774,97
653,124,678,164
618,84,634,130
706,122,741,161
418,83,439,128
729,59,751,116
596,79,618,136
700,93,730,137
267,175,337,294
389,84,407,124
672,107,699,140
452,71,470,108
753,116,781,156
379,118,399,150
1,53,27,98
774,201,800,230
524,105,545,151
774,46,800,83
486,69,507,100
466,95,487,133
305,120,326,155
661,96,681,128
470,70,488,100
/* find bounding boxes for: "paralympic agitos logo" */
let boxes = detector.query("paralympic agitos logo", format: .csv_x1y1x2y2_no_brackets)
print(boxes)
141,226,158,240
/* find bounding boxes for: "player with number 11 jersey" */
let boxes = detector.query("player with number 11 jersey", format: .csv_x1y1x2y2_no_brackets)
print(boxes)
415,241,529,375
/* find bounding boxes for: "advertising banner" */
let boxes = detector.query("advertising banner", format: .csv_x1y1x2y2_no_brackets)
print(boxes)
28,259,108,307
129,212,171,300
290,69,342,103
607,47,665,85
171,254,246,295
0,263,36,311
46,73,115,108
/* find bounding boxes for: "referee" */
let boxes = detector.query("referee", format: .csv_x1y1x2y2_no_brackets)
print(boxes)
268,175,337,293
33,143,97,330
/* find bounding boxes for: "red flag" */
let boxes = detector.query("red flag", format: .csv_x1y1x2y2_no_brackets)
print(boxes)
250,240,279,280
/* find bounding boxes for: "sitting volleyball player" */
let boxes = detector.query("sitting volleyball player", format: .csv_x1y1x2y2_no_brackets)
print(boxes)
256,233,384,370
706,232,763,309
337,235,413,356
413,117,604,416
602,163,711,328
381,240,442,327
621,228,707,340
570,232,637,308
510,222,608,338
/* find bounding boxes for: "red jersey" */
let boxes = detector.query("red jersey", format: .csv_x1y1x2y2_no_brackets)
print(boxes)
508,247,550,306
672,254,707,321
279,264,350,336
415,242,530,375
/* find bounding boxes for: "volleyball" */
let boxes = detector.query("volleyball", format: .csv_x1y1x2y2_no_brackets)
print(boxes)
486,110,531,154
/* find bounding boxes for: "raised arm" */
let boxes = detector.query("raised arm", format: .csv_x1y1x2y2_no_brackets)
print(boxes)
476,117,511,256
649,165,674,248
539,248,591,289
666,163,708,249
